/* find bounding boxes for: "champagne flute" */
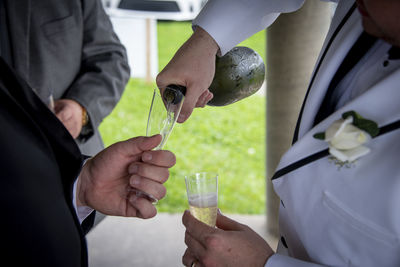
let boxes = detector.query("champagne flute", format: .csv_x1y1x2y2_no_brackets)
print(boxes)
127,86,185,203
146,86,185,150
185,172,218,227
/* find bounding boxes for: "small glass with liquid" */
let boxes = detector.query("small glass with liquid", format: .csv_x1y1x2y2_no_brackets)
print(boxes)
185,172,218,227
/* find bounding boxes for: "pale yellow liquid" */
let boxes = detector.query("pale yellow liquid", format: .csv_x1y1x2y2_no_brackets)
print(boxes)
188,193,218,227
189,205,218,227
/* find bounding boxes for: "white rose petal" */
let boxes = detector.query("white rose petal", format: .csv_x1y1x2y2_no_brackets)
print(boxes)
329,146,371,162
330,124,371,150
346,146,371,161
329,147,349,162
325,117,353,141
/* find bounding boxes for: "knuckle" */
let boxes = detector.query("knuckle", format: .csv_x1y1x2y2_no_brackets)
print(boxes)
184,231,191,246
155,75,165,86
135,199,156,219
200,255,215,267
204,234,220,249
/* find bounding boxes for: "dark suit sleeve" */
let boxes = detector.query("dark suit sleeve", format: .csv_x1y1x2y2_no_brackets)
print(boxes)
81,211,97,234
63,0,130,137
78,154,96,235
0,58,88,266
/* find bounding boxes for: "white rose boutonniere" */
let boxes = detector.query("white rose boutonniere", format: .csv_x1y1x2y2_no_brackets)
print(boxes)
314,111,379,167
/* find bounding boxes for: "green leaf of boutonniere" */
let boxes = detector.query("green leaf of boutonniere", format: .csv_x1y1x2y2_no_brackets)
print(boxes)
342,110,379,137
313,132,325,140
342,111,362,121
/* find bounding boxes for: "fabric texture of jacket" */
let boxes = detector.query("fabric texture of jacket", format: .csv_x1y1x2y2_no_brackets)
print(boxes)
5,0,130,155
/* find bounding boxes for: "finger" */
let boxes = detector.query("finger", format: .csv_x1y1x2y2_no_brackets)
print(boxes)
138,134,163,151
128,195,157,219
205,91,214,104
56,108,72,123
124,195,139,217
141,150,176,168
195,90,209,108
128,162,170,184
215,212,244,231
129,175,167,200
182,210,215,246
182,249,192,267
182,249,198,267
200,91,214,107
127,187,158,204
184,231,207,259
178,84,207,123
63,119,81,138
59,117,79,138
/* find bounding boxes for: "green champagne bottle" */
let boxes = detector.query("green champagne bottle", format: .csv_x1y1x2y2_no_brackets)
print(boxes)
163,46,265,106
208,46,265,106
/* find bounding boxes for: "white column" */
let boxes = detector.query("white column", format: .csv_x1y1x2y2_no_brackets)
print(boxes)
266,0,332,238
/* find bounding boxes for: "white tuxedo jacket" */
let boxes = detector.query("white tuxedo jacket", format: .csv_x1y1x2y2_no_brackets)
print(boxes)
195,1,400,266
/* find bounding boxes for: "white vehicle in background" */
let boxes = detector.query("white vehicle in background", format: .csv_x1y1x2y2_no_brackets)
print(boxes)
101,0,207,79
102,0,207,20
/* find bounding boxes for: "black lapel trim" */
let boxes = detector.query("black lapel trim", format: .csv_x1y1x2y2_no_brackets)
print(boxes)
378,119,400,136
312,32,377,126
292,3,357,144
388,46,400,60
271,149,329,180
272,119,400,180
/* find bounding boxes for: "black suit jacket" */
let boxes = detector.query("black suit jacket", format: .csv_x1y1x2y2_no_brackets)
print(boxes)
0,58,91,266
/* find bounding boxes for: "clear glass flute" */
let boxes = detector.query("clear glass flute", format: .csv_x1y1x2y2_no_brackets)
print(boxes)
127,87,184,204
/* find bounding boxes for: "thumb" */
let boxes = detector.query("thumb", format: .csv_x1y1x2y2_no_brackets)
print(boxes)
216,212,244,231
138,134,162,151
117,135,162,156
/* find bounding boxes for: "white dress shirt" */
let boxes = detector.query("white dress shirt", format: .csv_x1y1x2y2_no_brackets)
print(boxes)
73,179,94,224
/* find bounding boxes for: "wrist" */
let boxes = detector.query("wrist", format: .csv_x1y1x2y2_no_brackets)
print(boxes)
76,159,91,207
192,26,220,56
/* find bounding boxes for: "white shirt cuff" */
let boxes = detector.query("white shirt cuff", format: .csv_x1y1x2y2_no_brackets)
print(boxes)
73,159,94,224
73,179,94,224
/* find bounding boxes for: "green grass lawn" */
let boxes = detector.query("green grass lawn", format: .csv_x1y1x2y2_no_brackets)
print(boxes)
99,21,266,214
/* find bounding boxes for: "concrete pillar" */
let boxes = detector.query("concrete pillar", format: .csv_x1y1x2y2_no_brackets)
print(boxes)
266,0,332,238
